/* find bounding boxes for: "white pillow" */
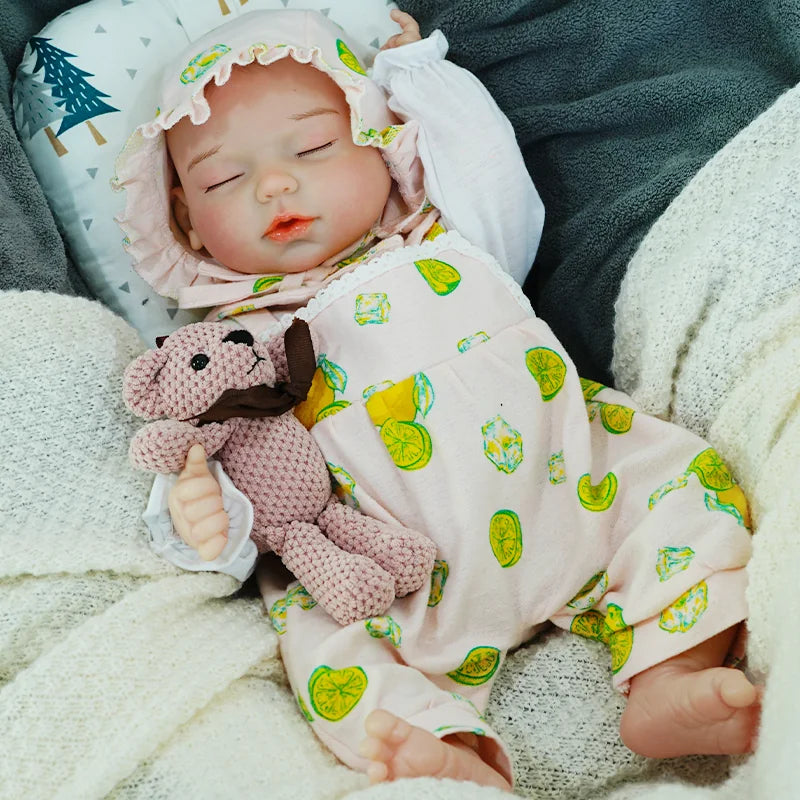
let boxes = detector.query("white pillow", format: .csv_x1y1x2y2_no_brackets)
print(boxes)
13,0,399,345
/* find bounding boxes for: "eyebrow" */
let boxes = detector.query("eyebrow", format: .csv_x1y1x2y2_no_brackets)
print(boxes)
289,106,340,121
186,144,222,173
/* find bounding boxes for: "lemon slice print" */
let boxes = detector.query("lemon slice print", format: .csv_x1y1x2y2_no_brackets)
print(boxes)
336,39,366,74
423,221,446,241
365,376,417,427
580,377,605,401
489,509,523,568
570,610,606,641
599,403,635,434
380,125,402,146
577,472,618,512
715,485,751,528
687,448,735,492
297,693,314,722
315,400,351,422
603,604,633,673
294,367,335,430
180,43,231,84
327,462,359,508
269,598,288,635
414,259,462,295
286,584,317,610
447,646,501,686
567,571,609,610
379,418,432,471
308,665,368,722
427,559,449,607
525,347,567,401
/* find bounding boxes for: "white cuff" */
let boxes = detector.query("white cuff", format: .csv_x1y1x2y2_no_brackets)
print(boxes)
143,461,257,582
371,30,448,87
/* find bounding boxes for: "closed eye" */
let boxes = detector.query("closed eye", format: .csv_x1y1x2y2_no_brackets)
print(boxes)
297,140,336,158
205,174,243,192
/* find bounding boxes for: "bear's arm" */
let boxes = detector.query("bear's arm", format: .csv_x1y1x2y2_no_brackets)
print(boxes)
129,419,237,473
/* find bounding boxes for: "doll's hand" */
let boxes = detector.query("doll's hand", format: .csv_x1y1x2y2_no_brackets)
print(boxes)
168,444,229,561
380,10,422,50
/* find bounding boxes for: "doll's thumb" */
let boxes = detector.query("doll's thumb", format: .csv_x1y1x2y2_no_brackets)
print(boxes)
182,443,210,476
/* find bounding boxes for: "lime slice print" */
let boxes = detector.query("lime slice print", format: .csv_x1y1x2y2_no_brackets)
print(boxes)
688,448,735,492
294,366,335,430
297,693,314,722
604,604,634,673
316,400,351,422
447,646,501,686
577,472,618,512
364,615,402,647
336,39,366,74
489,509,523,568
380,418,432,470
427,559,449,607
525,347,567,401
365,376,416,426
570,610,606,642
580,377,606,401
414,259,462,295
659,581,709,633
252,275,283,294
599,403,635,434
308,665,368,722
567,571,609,610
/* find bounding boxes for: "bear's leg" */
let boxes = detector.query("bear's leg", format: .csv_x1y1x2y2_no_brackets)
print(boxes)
271,521,396,625
318,499,436,597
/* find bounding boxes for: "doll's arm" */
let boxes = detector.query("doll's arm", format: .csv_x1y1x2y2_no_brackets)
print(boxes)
372,30,544,286
129,419,235,473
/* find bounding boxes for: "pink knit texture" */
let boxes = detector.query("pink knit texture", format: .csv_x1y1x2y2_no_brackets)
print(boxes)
123,321,436,625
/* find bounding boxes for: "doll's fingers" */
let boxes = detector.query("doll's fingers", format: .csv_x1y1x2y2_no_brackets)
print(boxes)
172,474,223,503
197,534,228,562
390,9,420,36
380,33,401,51
183,494,225,524
191,511,230,546
180,444,211,478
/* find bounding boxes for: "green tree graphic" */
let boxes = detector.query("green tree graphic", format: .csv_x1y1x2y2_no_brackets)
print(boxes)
28,37,119,147
14,69,68,156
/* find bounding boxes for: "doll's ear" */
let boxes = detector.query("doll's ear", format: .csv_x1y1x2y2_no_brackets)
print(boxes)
122,347,170,419
171,187,204,251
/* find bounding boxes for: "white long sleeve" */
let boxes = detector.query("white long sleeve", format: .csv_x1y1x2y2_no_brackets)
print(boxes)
371,30,544,286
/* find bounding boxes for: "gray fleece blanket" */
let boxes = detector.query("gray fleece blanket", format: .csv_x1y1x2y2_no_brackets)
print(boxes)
399,0,800,383
0,0,88,297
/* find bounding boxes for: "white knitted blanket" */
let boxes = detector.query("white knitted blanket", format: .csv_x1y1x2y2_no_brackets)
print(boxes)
3,81,799,797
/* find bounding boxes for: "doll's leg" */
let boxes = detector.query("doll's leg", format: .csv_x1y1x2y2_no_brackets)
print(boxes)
262,520,395,625
318,498,436,596
259,565,512,790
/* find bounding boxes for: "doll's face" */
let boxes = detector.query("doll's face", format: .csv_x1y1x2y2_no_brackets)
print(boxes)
167,59,392,275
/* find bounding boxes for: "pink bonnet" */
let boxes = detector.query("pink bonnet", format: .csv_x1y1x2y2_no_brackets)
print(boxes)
112,9,430,308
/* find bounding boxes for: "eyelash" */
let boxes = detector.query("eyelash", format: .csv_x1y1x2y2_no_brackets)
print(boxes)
204,140,337,192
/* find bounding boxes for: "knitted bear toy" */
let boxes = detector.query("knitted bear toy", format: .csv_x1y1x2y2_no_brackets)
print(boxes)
123,319,437,625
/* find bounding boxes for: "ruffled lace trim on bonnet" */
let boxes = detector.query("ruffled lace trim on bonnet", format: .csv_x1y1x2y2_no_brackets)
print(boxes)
112,9,436,311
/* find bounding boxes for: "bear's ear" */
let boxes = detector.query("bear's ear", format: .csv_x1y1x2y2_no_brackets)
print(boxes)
122,347,170,419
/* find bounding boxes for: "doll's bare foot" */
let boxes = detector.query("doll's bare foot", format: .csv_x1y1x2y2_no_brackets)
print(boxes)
621,663,760,758
359,709,511,791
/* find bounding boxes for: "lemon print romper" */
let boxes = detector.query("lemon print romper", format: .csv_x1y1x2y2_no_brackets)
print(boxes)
260,229,752,779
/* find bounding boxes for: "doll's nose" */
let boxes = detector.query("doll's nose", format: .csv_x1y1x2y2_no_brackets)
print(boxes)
256,171,298,202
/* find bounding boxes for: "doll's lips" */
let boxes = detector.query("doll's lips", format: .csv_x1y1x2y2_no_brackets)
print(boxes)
264,214,314,242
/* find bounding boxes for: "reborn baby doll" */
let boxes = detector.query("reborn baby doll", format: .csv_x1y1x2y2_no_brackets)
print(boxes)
123,317,436,625
113,8,760,792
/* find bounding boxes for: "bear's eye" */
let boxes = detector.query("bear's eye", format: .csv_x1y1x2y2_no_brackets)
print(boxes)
190,353,210,371
222,329,254,346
